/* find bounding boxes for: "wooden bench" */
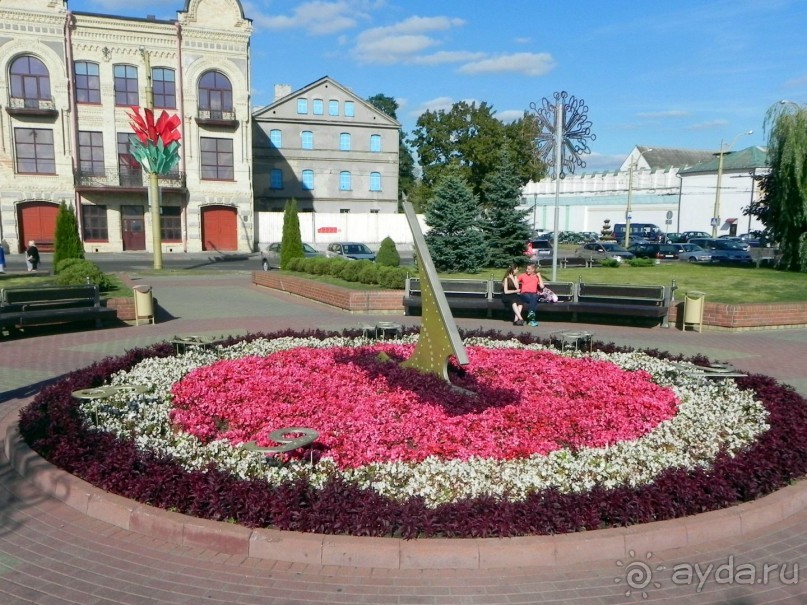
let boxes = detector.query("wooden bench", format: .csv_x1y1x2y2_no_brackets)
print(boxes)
403,277,675,327
0,284,117,334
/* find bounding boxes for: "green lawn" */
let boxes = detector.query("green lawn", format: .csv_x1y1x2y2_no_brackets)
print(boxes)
0,274,131,298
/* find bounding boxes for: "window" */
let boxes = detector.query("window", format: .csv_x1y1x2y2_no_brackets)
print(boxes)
152,67,176,109
161,206,182,241
339,171,351,191
113,64,138,106
339,209,350,214
14,128,55,174
301,131,313,150
370,209,379,214
339,133,351,151
200,137,234,180
329,100,339,116
313,99,323,115
78,131,105,176
198,70,233,115
297,98,308,114
74,61,100,104
10,55,51,104
82,205,108,241
270,168,283,189
370,134,381,153
302,169,314,190
117,132,142,186
269,129,282,148
370,171,381,191
344,101,355,117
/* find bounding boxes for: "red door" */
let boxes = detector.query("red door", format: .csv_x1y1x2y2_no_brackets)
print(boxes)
17,201,59,252
121,205,146,251
201,206,237,251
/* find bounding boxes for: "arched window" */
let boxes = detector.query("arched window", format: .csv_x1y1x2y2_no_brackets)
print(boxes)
74,61,100,104
113,64,139,106
370,172,381,191
269,129,282,148
152,67,176,109
10,55,51,106
339,133,351,151
339,171,351,191
198,70,233,116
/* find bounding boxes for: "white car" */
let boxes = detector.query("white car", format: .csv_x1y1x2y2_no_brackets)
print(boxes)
261,242,322,270
677,243,712,263
325,242,376,261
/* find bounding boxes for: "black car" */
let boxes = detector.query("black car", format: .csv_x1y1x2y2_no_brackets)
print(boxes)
627,243,679,260
687,238,754,264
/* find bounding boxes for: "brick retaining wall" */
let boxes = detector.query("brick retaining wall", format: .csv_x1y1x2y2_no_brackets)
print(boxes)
252,272,807,330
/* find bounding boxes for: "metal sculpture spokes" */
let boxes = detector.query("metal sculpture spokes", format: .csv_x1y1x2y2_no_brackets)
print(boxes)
530,91,596,178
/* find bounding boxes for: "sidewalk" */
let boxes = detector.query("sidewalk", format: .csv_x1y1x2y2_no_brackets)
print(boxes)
1,273,806,604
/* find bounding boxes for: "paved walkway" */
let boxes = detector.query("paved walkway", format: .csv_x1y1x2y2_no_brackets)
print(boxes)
2,273,807,604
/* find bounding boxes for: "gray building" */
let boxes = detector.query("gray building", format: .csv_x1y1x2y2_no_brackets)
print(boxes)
252,76,400,214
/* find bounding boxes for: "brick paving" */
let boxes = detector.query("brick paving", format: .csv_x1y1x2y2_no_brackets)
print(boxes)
2,273,807,604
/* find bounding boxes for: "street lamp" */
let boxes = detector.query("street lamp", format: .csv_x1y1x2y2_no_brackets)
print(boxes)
624,148,652,248
712,130,752,237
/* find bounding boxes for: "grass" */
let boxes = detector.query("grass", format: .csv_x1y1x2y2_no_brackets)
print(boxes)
0,273,131,298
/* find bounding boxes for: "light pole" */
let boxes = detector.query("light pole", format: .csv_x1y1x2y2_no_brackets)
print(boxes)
624,148,652,248
712,130,752,237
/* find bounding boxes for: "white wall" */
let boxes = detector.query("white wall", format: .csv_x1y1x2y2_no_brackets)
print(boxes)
256,212,428,251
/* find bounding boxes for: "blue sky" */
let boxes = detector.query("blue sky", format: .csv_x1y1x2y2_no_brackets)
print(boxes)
70,0,807,171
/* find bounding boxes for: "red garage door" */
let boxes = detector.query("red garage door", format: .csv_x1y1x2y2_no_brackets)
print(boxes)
17,201,59,252
201,205,238,251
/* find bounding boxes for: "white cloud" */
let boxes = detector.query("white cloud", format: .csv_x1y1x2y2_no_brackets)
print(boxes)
636,110,691,119
249,1,368,36
784,74,807,88
496,109,527,123
457,52,555,77
686,119,729,131
353,15,466,64
409,96,461,117
411,51,486,66
579,152,625,172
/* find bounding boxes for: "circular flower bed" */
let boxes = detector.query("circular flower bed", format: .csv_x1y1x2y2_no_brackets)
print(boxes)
18,329,807,538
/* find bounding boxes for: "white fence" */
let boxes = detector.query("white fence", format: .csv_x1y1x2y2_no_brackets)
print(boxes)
255,212,428,251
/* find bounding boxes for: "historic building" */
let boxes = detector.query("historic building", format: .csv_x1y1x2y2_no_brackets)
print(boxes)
521,146,768,237
0,0,254,255
252,76,400,216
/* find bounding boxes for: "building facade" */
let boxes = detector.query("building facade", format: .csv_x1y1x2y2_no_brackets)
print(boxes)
521,146,768,237
252,76,400,218
0,0,254,255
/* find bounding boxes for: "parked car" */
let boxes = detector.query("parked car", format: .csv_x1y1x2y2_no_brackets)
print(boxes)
325,242,376,261
681,231,712,242
525,239,553,258
717,235,751,251
738,232,772,248
575,242,635,263
677,243,713,263
665,232,687,243
578,231,600,242
627,242,679,260
687,238,754,264
261,242,322,270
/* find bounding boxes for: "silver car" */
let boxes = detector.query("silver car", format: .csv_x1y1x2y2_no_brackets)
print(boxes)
575,242,635,263
677,243,712,263
261,242,322,270
326,242,376,261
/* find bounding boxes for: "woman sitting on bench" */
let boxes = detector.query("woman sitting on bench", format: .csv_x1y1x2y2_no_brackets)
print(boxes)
501,264,524,326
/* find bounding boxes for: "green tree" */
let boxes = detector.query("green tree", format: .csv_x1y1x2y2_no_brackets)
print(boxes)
757,103,807,271
367,93,416,203
424,171,488,272
481,149,532,267
409,101,543,199
53,201,84,272
375,236,401,267
279,199,304,269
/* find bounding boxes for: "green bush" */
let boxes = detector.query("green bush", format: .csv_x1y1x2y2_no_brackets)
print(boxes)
53,201,85,272
309,257,331,275
627,258,656,268
286,257,304,271
358,261,379,284
326,258,350,276
376,266,409,289
53,259,114,291
375,237,401,267
339,260,364,282
600,259,622,268
55,258,86,274
280,199,304,270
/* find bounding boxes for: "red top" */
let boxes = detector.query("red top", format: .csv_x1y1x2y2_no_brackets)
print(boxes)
518,273,540,294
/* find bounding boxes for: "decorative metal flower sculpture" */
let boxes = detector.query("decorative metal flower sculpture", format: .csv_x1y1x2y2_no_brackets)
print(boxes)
530,91,595,178
126,107,182,175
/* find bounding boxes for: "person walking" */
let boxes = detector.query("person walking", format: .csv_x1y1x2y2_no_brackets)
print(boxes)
25,240,40,272
501,264,524,325
517,263,544,327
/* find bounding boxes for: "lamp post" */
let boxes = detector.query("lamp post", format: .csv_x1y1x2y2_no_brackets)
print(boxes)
712,130,752,237
624,148,652,248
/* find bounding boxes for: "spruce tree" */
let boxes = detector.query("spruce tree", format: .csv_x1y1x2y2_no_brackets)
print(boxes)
424,172,488,272
376,236,401,267
481,149,532,267
279,198,304,269
53,201,85,272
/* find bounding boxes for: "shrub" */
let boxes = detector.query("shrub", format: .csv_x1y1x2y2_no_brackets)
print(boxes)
600,259,621,268
376,266,409,289
53,201,85,271
55,258,86,274
358,262,379,284
286,257,304,271
53,259,115,291
326,258,350,277
309,257,331,275
627,258,656,268
279,199,304,270
375,237,401,267
339,260,364,282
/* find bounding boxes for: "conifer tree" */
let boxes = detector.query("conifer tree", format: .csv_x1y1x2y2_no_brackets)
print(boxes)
481,149,532,267
279,199,304,269
424,171,488,272
376,236,401,267
53,201,84,272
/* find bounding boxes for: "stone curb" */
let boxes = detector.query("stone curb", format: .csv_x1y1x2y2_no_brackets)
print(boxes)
4,401,806,570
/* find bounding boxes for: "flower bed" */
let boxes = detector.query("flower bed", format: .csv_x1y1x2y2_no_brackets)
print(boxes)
18,329,807,538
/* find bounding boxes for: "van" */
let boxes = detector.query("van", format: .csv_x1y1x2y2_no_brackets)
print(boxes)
612,223,665,243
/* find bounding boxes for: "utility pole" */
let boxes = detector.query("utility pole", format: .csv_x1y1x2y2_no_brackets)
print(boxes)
142,49,162,270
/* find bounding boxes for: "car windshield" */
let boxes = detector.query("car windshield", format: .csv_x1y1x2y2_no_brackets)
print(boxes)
602,243,628,252
302,243,317,253
716,241,744,250
684,244,704,251
344,244,371,254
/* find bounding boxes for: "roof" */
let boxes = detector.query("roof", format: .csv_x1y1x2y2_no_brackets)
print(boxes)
632,146,717,170
678,146,769,175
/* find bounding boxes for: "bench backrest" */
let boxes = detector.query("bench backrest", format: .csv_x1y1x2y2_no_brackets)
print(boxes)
1,285,100,310
406,278,490,297
577,282,666,305
491,280,575,301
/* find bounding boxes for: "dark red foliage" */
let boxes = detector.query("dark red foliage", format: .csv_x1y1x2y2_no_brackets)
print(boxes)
17,330,807,539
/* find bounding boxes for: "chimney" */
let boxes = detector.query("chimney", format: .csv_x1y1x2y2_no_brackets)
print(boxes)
274,84,292,101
